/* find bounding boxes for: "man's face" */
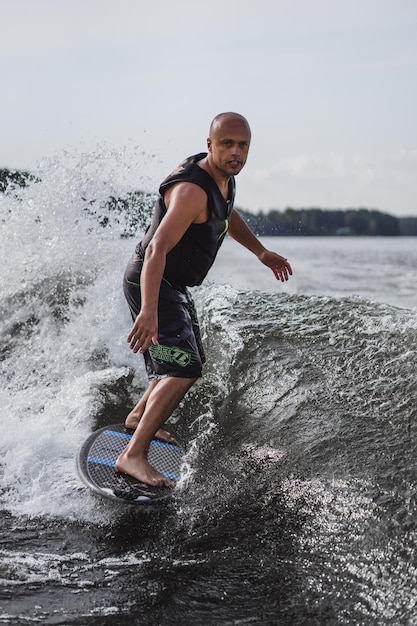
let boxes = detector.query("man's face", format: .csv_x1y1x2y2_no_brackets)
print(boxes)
208,119,251,178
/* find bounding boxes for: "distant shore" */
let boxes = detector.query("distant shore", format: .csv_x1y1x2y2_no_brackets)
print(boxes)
238,207,417,237
1,167,416,236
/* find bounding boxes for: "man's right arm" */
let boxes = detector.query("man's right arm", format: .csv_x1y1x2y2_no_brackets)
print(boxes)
127,182,208,354
127,244,165,353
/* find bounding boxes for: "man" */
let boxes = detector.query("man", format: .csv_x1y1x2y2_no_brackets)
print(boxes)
116,112,292,487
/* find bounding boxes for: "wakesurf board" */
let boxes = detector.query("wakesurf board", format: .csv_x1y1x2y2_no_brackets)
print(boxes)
77,423,183,504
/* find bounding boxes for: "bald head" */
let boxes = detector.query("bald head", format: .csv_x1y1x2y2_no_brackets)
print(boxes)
209,112,251,140
206,112,251,179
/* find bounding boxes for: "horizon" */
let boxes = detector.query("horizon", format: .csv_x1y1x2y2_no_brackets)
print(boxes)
1,165,417,220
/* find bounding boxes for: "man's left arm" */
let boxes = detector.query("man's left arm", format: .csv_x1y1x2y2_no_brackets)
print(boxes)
227,209,293,282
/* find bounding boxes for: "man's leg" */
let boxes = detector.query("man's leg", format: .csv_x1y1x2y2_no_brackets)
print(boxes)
124,379,178,444
125,379,159,429
116,376,196,486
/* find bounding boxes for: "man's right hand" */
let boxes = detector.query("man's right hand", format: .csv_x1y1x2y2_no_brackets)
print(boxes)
128,311,159,354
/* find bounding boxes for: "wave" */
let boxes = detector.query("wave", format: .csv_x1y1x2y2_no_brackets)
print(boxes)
1,150,416,524
1,148,416,624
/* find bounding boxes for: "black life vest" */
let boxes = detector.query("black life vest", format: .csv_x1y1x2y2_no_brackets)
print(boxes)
138,153,235,288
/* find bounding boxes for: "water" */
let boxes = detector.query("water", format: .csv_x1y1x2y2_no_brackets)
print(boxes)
1,148,417,625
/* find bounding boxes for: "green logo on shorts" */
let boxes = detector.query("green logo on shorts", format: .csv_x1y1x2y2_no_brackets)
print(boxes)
149,344,196,367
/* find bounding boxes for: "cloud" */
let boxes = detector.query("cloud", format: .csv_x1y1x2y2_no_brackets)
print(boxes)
256,153,347,181
254,150,417,184
238,149,417,215
2,0,417,215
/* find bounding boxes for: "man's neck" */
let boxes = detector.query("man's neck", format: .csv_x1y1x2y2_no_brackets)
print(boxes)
197,156,230,200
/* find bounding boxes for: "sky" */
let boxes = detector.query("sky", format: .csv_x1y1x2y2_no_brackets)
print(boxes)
1,0,417,216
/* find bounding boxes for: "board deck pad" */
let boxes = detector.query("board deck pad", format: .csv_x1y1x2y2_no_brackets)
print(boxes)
77,423,183,504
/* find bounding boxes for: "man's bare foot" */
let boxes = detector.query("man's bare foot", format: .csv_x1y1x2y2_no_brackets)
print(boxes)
125,420,177,445
115,450,174,488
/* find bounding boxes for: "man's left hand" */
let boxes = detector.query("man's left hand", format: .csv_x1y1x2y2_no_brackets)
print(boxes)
258,250,293,282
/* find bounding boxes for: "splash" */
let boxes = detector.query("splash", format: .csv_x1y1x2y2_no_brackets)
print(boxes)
0,146,155,520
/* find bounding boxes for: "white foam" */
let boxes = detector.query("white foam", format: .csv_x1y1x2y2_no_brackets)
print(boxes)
0,147,151,521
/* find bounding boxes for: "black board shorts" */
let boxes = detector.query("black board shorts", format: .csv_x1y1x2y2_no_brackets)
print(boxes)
123,253,206,380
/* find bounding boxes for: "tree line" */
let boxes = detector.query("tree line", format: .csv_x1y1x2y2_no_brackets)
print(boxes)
1,168,416,235
238,207,417,236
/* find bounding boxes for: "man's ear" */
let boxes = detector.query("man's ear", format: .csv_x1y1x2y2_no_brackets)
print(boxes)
207,138,212,152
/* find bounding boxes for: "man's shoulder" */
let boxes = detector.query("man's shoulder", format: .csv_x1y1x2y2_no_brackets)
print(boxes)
163,178,208,209
160,153,214,199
